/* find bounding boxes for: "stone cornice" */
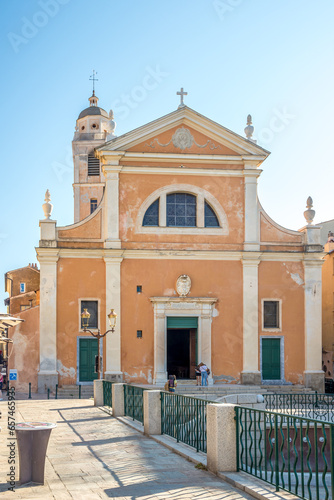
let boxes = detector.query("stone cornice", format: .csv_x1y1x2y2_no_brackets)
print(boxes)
150,297,218,304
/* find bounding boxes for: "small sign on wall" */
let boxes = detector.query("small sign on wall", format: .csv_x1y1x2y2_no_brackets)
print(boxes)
9,369,17,381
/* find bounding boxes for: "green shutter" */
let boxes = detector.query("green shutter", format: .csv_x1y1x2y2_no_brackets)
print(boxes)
167,317,198,329
262,338,281,380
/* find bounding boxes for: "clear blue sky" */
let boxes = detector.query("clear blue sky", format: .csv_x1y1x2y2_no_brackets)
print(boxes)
1,0,333,305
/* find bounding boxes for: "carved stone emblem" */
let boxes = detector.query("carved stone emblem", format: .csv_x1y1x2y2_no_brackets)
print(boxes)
176,275,192,297
172,127,194,150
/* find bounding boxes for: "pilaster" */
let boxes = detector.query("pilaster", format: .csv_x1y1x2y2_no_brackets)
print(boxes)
36,248,59,393
244,172,260,251
102,163,122,249
241,257,261,385
104,256,123,380
303,257,324,391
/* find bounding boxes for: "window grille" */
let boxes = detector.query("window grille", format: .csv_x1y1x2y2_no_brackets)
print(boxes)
143,199,159,226
204,201,219,227
263,301,279,328
81,300,98,329
166,193,196,227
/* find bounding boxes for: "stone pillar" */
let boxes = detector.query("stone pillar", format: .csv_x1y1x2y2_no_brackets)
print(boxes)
241,258,261,385
94,379,104,406
200,304,213,385
244,172,260,252
104,256,123,382
112,383,124,417
102,163,122,249
153,305,167,384
207,403,237,474
37,248,59,393
303,258,324,392
144,390,161,435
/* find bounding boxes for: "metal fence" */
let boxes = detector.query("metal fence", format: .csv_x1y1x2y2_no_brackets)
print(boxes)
124,385,144,424
103,381,113,407
161,392,214,453
235,405,334,500
264,393,334,423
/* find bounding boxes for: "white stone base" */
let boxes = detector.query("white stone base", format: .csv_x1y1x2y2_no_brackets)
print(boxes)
105,371,123,382
38,371,58,393
304,370,325,392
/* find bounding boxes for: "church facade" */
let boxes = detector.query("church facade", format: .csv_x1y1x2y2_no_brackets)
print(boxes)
34,91,324,392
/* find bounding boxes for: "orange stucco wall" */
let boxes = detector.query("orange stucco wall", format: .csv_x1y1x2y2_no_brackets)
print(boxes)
120,259,243,384
128,125,238,155
58,208,102,240
258,261,305,384
8,306,40,392
260,212,304,245
119,173,244,249
56,258,106,386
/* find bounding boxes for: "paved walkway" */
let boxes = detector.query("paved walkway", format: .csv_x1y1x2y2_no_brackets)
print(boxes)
0,399,255,500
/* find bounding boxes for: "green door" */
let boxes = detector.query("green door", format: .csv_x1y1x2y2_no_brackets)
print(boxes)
79,338,98,382
262,338,281,380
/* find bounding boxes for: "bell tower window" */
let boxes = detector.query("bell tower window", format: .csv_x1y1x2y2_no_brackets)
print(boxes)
88,152,100,176
90,198,98,214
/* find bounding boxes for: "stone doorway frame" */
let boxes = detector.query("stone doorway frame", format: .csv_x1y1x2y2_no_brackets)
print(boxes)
150,297,218,385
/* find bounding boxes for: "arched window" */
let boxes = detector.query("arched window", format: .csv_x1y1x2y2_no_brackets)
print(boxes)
167,193,196,227
143,199,159,226
204,201,219,227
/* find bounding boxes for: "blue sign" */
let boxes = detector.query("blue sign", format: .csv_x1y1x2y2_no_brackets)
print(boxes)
9,370,17,381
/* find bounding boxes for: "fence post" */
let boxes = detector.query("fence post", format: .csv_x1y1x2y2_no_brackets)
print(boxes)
207,403,237,474
28,382,32,399
330,424,334,500
79,385,81,399
47,388,50,399
275,414,279,491
144,390,161,435
94,379,104,406
112,383,125,417
55,384,58,399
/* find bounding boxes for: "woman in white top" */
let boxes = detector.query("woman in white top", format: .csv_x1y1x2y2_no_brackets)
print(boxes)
200,364,209,386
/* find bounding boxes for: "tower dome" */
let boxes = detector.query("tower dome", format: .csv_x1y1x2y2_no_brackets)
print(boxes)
74,92,112,142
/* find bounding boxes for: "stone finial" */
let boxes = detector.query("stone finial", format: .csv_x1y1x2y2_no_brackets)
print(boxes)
109,109,116,134
303,196,315,225
42,189,53,219
328,231,334,243
244,114,254,140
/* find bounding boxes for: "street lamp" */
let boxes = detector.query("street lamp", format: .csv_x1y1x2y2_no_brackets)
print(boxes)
80,308,117,380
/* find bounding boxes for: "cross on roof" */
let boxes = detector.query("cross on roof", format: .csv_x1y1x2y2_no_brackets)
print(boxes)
89,70,98,95
177,87,188,108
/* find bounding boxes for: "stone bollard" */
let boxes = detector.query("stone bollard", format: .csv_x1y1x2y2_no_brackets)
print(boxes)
144,390,161,435
94,380,104,406
112,383,125,417
207,403,237,474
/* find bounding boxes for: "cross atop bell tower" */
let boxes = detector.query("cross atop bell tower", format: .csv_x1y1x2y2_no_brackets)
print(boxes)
89,70,99,106
177,87,188,108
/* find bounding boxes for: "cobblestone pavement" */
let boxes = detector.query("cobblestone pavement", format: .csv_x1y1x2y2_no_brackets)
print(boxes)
0,399,254,500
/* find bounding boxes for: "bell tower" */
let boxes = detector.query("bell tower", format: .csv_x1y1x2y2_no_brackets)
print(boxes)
72,77,116,222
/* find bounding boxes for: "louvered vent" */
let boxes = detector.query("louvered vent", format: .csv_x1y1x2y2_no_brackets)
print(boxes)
88,152,100,176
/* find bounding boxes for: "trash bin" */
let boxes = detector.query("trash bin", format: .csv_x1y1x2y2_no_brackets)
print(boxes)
15,422,56,484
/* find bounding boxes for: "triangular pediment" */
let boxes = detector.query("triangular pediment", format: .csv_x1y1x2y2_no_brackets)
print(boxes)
96,106,270,159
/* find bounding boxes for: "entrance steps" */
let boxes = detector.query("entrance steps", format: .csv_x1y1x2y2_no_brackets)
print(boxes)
57,385,94,399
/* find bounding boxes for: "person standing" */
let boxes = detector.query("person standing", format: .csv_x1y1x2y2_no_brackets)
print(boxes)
200,363,209,386
195,365,201,386
167,375,177,393
0,372,3,400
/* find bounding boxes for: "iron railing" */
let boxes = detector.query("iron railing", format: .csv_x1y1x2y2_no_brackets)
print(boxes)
161,392,214,453
103,381,113,407
264,393,334,423
124,385,144,424
235,406,334,500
